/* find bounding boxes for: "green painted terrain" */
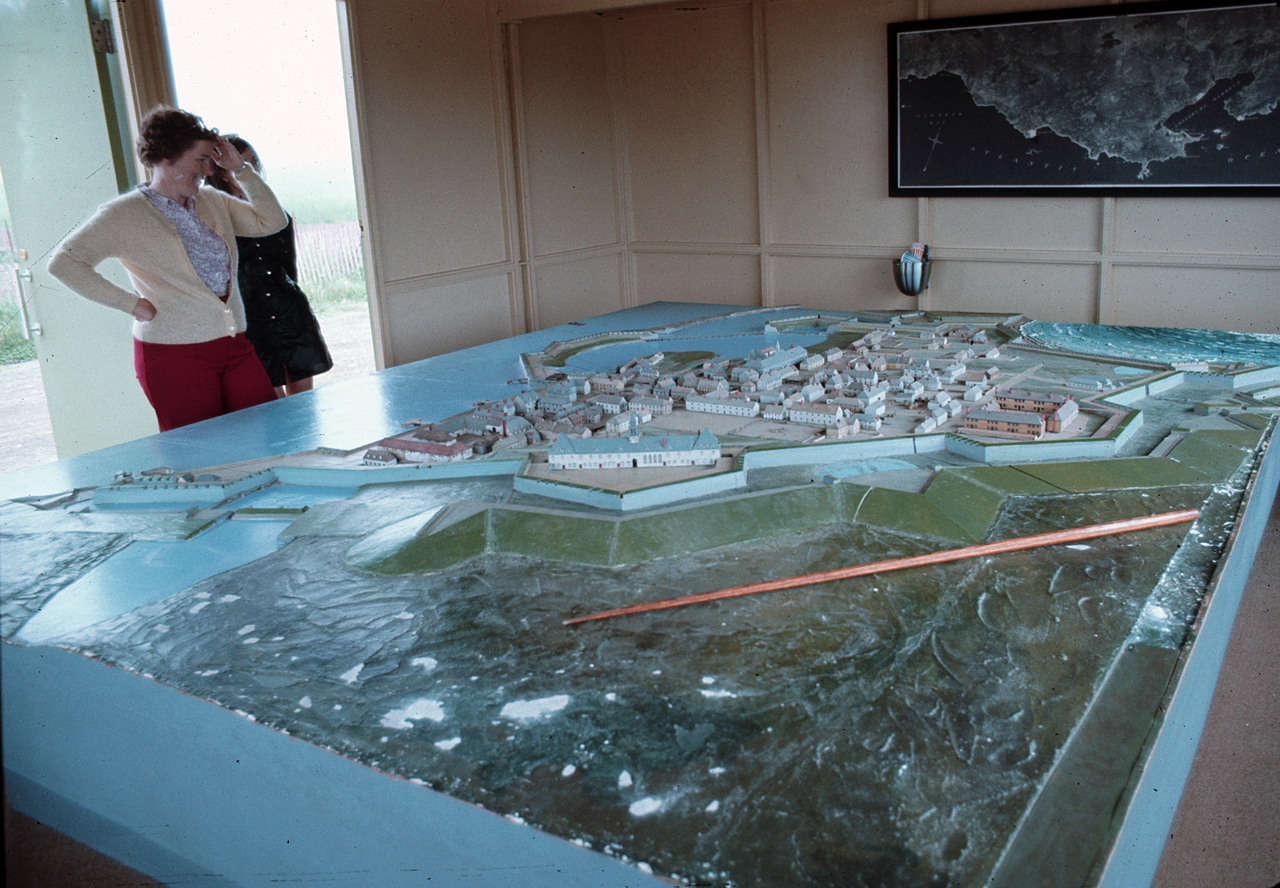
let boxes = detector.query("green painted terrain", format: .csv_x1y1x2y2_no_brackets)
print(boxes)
656,351,716,372
540,334,647,368
610,484,839,566
1167,427,1266,478
1019,455,1229,493
341,428,1260,574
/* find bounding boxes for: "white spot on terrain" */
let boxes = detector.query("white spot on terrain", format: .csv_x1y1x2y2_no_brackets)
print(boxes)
381,699,446,730
500,695,570,720
629,797,663,817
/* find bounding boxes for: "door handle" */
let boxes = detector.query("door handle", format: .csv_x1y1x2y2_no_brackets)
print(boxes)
15,267,41,337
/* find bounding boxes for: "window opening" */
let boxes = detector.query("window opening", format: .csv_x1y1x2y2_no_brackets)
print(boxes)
162,0,373,390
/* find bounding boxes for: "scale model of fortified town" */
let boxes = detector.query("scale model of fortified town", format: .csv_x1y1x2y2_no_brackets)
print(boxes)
105,307,1280,497
364,311,1102,478
4,306,1279,888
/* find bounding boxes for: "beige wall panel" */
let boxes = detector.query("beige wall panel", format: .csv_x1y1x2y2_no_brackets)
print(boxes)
635,252,761,305
533,254,626,329
768,257,921,313
930,0,1107,17
517,17,621,256
621,5,760,245
385,275,515,364
773,255,919,313
931,261,1099,322
1112,198,1280,256
932,198,1103,252
1111,266,1280,334
765,0,918,248
343,0,1277,358
497,0,650,21
351,0,507,281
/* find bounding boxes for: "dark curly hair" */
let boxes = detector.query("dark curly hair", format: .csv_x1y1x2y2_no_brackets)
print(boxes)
136,106,219,167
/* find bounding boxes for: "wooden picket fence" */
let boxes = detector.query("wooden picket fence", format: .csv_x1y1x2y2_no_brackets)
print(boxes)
1,222,27,338
0,221,363,329
0,259,18,313
295,221,362,287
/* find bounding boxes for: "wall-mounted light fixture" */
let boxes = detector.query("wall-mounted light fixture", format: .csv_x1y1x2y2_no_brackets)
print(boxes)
893,244,930,296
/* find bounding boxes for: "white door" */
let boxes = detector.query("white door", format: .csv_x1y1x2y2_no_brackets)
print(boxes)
0,0,158,458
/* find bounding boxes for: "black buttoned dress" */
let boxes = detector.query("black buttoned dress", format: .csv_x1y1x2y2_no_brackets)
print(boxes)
235,216,333,387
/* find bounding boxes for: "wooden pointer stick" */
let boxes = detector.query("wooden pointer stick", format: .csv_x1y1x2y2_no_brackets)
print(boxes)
563,508,1201,626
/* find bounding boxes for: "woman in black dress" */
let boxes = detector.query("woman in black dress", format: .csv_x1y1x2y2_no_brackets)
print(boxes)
206,136,333,395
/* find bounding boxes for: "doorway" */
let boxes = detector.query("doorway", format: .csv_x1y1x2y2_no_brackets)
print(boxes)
162,0,374,390
0,172,57,473
0,0,376,475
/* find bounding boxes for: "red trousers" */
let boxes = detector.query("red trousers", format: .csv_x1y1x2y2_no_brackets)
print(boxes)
134,334,277,431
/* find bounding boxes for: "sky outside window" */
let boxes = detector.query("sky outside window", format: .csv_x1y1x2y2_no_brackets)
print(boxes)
162,0,357,223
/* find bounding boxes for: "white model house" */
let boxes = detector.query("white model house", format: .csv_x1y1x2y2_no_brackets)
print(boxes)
548,430,721,470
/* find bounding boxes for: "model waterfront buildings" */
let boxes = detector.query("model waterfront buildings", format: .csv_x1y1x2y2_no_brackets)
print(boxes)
356,311,1218,471
744,344,809,374
964,408,1047,438
789,402,845,426
361,316,1017,468
685,392,760,417
966,389,1081,437
378,427,480,463
548,429,721,470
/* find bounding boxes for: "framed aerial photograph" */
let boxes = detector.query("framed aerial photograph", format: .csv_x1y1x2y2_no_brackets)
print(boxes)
888,1,1280,196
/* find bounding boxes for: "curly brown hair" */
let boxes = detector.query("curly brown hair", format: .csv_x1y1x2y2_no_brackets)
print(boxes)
136,106,219,167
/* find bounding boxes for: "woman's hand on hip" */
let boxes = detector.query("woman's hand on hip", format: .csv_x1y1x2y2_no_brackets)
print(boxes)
132,297,157,321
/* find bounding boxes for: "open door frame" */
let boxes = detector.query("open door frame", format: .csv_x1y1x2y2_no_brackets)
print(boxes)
108,0,176,182
0,0,173,458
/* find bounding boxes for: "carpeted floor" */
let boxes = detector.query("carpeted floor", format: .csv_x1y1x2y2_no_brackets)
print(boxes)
1150,491,1280,888
3,795,166,888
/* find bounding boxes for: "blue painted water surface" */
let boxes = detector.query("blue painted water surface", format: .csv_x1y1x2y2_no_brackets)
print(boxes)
1022,322,1280,366
546,308,838,374
562,329,830,375
231,485,356,509
14,517,290,644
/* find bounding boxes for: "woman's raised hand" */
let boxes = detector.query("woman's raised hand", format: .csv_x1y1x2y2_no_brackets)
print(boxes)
211,138,246,171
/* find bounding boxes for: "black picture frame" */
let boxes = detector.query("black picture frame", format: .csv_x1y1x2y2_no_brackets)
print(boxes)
888,1,1280,197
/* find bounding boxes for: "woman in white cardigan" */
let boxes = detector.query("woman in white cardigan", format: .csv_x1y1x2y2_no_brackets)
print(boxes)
48,106,288,431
